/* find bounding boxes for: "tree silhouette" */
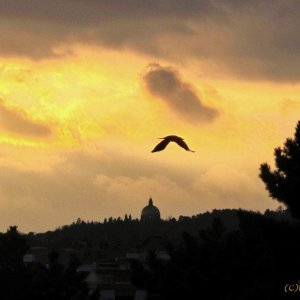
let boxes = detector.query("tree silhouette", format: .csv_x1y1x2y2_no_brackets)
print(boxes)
0,226,28,269
259,120,300,219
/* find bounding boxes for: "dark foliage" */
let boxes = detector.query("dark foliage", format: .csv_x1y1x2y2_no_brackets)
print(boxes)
131,212,300,299
260,120,300,219
1,209,297,299
0,227,88,299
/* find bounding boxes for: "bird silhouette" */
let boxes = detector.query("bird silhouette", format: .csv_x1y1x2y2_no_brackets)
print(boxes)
151,135,195,153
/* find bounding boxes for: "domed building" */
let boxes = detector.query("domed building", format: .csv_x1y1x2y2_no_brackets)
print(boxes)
141,197,161,222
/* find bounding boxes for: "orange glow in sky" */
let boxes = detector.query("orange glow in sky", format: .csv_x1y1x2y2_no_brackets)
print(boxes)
1,1,300,232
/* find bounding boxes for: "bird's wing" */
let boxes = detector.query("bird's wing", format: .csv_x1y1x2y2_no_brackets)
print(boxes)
174,138,195,152
151,139,171,152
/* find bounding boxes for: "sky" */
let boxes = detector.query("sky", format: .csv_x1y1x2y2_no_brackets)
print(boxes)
1,0,300,233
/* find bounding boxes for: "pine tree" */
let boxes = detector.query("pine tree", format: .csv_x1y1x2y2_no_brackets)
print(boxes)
259,121,300,219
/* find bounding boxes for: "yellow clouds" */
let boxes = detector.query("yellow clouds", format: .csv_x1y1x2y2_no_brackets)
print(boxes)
192,163,277,212
0,50,299,160
1,40,300,233
0,53,141,146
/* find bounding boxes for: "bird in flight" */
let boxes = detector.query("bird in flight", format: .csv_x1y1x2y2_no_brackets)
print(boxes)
151,135,195,153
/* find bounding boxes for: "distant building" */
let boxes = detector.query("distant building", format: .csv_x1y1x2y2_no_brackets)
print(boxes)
23,247,78,267
23,254,35,264
82,259,144,299
140,197,161,222
23,246,48,266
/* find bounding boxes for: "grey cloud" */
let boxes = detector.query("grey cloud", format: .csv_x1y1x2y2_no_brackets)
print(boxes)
0,0,209,59
143,64,218,123
0,1,215,21
0,99,51,137
0,1,300,81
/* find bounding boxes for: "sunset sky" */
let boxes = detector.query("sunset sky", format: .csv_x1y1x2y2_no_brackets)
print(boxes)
1,0,300,232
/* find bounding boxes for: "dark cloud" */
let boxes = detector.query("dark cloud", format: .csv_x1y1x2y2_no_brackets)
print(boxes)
0,1,300,81
143,64,218,123
0,99,51,137
0,0,211,59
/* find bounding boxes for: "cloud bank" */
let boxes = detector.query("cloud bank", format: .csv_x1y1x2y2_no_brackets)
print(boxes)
143,64,218,123
0,0,300,81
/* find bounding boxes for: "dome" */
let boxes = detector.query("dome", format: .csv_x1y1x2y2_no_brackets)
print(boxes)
141,197,161,221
